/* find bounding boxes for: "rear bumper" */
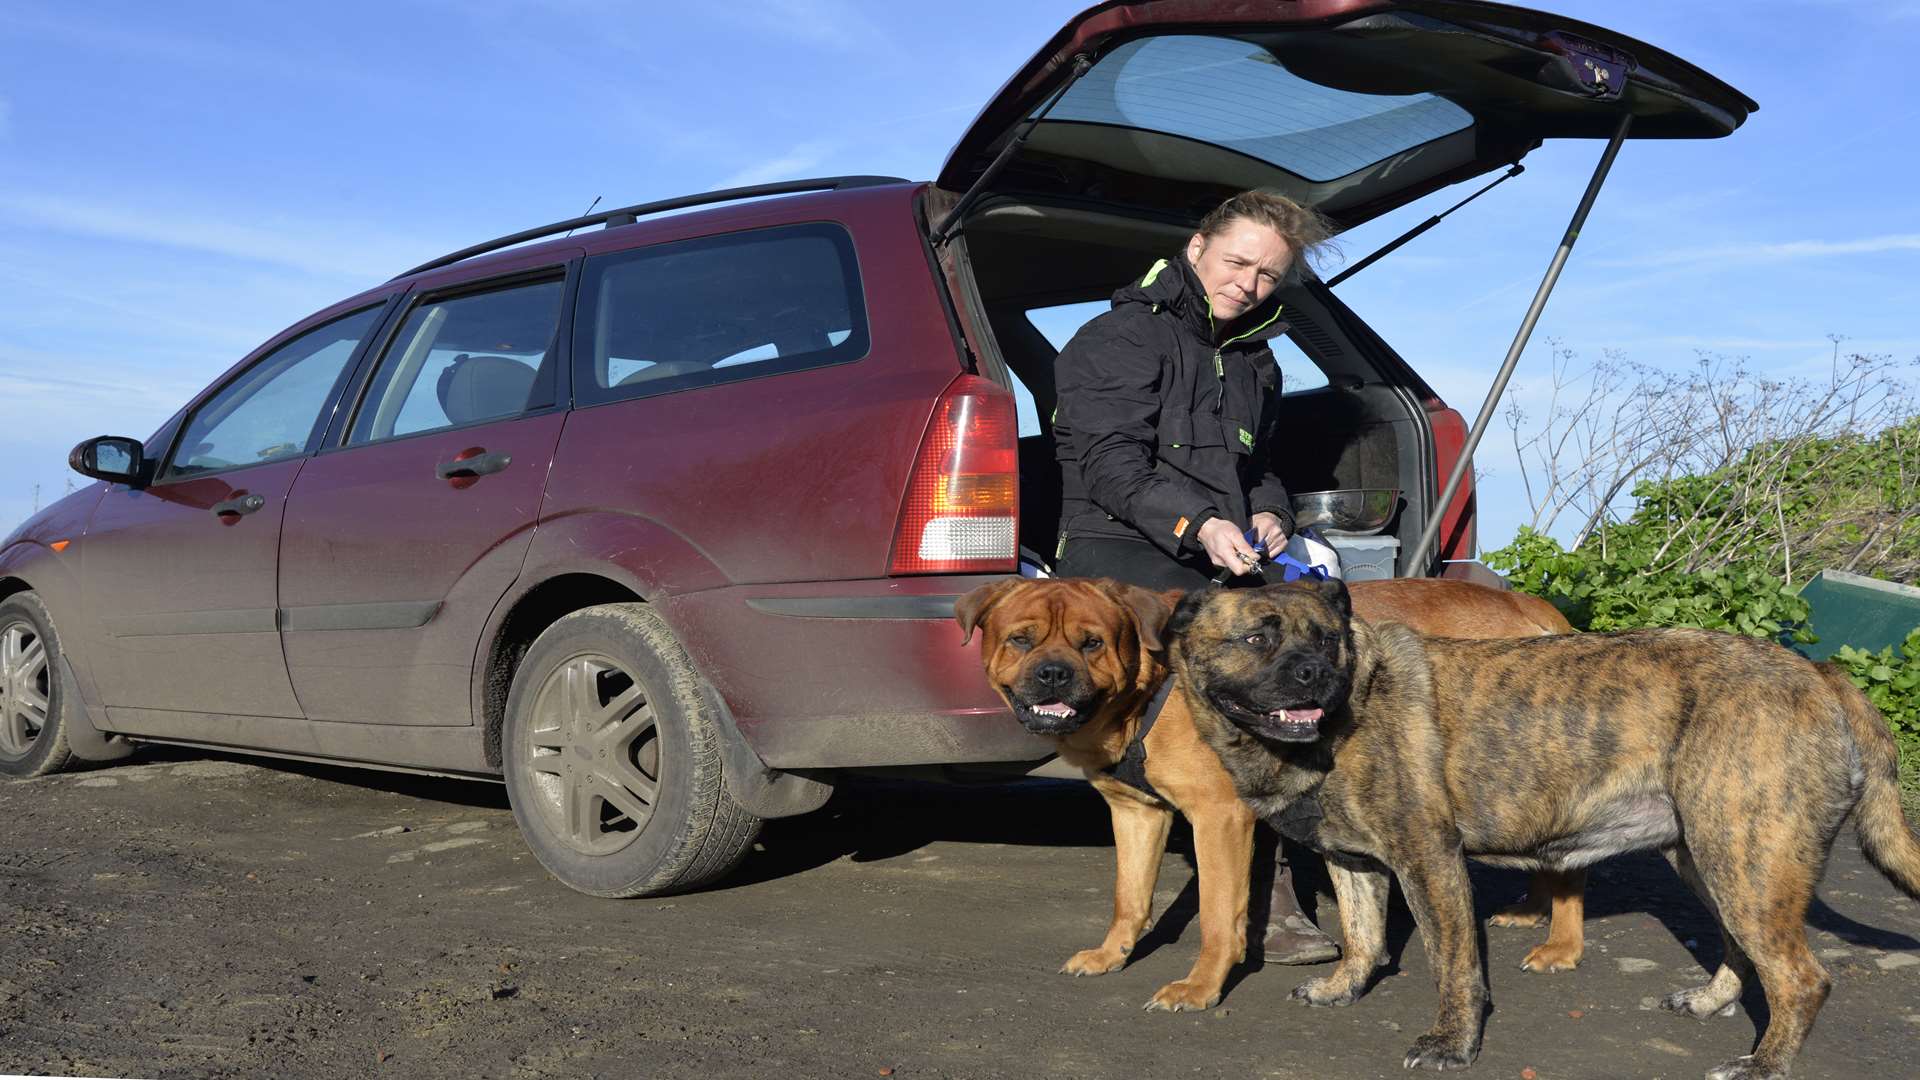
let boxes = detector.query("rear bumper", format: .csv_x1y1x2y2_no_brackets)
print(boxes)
660,575,1049,769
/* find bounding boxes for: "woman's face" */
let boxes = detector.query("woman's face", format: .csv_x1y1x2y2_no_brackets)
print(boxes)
1186,220,1293,322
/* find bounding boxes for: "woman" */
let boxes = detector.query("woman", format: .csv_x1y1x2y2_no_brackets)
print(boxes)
1051,189,1340,964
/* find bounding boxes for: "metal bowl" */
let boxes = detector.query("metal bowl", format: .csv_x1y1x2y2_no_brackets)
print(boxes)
1291,489,1402,536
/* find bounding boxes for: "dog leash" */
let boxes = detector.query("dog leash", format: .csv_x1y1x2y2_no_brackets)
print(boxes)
1209,528,1330,586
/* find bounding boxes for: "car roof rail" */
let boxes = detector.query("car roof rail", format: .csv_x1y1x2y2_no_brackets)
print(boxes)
391,175,910,281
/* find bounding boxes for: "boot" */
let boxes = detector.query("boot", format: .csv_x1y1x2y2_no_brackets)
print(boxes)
1262,854,1341,964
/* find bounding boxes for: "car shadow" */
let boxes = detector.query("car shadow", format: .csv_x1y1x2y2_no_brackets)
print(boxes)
119,748,1920,967
728,774,1118,888
118,744,512,810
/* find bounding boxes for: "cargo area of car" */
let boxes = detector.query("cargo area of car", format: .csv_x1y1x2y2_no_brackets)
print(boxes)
936,196,1445,577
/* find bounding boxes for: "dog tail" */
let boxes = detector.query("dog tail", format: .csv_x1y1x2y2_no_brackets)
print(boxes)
1822,664,1920,900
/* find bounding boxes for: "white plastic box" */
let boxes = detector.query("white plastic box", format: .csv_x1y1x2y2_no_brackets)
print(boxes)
1325,534,1400,582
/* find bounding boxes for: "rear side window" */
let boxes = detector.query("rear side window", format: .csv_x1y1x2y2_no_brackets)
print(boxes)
347,277,564,445
574,222,868,405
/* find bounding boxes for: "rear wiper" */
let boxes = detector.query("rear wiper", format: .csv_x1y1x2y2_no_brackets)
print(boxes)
1325,163,1524,287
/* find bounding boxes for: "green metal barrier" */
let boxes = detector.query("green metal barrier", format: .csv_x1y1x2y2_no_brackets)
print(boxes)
1798,570,1920,661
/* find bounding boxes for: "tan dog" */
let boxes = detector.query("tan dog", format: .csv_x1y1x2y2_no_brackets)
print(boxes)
957,575,1582,1013
1171,579,1920,1077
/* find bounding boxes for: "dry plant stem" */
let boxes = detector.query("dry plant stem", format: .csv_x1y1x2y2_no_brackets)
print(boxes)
1503,343,1917,578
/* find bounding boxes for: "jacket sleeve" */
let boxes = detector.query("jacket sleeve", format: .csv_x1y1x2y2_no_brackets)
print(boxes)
1246,345,1297,535
1055,312,1221,557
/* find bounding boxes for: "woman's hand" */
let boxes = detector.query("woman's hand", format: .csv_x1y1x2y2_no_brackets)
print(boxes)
1198,516,1263,575
1250,512,1290,557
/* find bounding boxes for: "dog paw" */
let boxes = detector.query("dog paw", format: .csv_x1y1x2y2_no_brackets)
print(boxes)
1143,978,1219,1012
1518,943,1581,973
1289,976,1358,1008
1059,948,1128,977
1705,1054,1786,1080
1659,986,1739,1020
1488,907,1548,929
1401,1032,1478,1071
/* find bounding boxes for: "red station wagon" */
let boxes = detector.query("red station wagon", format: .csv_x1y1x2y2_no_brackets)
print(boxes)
0,2,1751,896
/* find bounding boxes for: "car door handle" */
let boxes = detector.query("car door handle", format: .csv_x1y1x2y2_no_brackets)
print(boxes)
210,493,267,517
435,449,512,480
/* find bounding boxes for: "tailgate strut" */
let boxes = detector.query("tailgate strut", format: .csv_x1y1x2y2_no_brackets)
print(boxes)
1327,163,1524,288
932,55,1094,245
1406,109,1634,573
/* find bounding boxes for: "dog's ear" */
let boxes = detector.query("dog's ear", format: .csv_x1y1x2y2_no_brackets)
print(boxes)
1100,581,1178,653
1164,587,1210,642
1312,576,1352,621
955,577,1024,645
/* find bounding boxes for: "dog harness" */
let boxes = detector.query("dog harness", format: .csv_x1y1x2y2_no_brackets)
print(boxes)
1102,677,1174,802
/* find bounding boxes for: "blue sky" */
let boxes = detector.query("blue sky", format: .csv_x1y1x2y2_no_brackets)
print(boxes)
2,1,1915,551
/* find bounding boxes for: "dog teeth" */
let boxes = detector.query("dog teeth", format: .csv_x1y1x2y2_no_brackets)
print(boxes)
1028,702,1076,718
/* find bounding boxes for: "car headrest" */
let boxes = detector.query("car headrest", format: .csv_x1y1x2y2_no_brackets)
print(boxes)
437,354,536,426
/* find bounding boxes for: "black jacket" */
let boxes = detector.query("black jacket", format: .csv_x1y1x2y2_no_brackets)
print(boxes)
1052,253,1294,559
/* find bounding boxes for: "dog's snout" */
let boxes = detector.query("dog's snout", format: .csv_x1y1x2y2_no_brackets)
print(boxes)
1033,661,1075,690
1290,654,1329,685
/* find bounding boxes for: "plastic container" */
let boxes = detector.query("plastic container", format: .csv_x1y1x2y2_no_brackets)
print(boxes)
1325,534,1399,582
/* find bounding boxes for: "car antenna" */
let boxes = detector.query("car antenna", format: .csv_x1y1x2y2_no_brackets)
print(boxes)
1326,164,1524,288
563,196,603,239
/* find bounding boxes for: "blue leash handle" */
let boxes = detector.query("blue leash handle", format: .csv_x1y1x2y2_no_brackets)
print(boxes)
1210,528,1329,585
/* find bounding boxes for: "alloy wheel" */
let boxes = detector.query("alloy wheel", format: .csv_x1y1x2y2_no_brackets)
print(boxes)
0,618,50,760
521,653,663,856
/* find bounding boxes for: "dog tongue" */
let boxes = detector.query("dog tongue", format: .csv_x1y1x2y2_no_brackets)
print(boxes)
1271,707,1323,724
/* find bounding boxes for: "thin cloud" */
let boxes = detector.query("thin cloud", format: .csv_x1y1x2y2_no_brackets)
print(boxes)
0,191,446,282
712,140,839,190
728,0,894,52
1596,233,1920,269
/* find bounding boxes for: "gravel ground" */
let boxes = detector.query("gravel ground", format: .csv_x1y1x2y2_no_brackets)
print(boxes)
2,749,1916,1080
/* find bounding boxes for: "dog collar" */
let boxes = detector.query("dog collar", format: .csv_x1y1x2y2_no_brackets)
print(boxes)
1102,676,1174,802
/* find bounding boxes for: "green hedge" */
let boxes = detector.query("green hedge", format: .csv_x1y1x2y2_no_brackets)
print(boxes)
1484,526,1815,641
1830,629,1920,815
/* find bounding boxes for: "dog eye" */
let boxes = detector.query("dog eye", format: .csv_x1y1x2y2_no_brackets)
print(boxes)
1007,634,1033,650
1244,633,1267,647
1080,637,1103,652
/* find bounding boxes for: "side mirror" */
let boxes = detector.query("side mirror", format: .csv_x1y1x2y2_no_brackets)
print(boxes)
69,436,148,487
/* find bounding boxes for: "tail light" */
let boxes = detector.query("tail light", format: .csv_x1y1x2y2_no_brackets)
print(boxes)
1428,405,1478,563
889,374,1018,575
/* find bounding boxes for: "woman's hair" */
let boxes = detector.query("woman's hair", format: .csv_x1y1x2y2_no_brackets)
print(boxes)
1195,190,1337,281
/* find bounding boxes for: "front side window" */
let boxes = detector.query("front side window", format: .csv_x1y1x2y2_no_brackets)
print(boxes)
347,277,563,445
575,222,868,405
164,305,383,479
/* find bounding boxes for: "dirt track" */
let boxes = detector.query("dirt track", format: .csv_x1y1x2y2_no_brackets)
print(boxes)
3,749,1917,1080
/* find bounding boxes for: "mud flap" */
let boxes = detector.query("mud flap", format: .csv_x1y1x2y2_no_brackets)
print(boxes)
695,680,834,818
59,655,135,763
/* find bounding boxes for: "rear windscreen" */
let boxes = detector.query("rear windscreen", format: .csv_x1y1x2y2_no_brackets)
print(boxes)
1043,35,1473,183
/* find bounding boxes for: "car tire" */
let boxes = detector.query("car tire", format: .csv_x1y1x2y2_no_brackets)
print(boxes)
502,603,762,897
0,592,77,779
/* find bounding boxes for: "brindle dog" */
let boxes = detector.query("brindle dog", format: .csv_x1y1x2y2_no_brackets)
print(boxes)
957,576,1584,1015
1169,578,1920,1079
